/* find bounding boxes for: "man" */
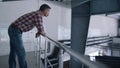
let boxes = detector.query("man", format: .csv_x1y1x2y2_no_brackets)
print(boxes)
8,4,51,68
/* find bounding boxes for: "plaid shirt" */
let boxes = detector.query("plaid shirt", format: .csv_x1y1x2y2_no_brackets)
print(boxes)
12,10,44,32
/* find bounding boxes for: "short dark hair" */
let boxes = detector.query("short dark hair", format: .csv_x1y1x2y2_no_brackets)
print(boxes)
39,4,51,11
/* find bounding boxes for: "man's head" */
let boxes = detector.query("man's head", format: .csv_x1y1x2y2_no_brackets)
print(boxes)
39,4,51,17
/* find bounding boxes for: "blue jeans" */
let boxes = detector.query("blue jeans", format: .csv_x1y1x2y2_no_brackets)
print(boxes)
8,25,27,68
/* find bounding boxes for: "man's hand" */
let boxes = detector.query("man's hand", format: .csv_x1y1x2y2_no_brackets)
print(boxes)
35,31,46,38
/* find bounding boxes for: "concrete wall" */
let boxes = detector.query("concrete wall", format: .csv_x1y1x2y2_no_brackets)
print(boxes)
0,0,71,56
88,15,118,37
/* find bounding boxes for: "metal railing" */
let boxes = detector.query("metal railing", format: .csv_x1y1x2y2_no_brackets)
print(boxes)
35,35,109,68
47,35,108,68
58,35,113,47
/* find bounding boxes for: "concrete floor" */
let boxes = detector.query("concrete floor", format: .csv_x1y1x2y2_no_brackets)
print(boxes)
0,52,44,68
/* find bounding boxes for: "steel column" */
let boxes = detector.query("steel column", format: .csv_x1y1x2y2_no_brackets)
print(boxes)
70,2,90,68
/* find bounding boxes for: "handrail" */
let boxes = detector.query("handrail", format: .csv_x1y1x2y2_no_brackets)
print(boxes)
42,35,108,68
87,38,112,42
87,40,112,46
58,36,113,47
58,35,112,42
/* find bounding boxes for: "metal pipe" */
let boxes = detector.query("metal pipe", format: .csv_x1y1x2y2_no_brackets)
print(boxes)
58,49,63,68
34,38,37,66
42,35,108,68
38,36,42,68
44,37,47,68
47,58,53,68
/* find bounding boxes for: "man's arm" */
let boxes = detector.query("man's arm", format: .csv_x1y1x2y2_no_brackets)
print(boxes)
34,14,45,38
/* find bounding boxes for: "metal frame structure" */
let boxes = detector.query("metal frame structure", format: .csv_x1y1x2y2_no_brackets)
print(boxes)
44,35,108,68
33,35,109,68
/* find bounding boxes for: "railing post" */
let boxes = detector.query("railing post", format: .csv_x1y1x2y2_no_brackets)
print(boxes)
38,36,42,68
34,36,42,68
34,38,37,66
44,37,48,68
59,49,63,68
